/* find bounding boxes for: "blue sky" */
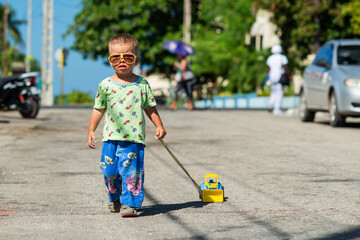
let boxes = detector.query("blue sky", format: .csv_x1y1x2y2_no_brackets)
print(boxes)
3,0,114,96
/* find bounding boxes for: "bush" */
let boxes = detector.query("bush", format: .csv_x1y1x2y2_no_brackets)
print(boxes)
257,84,295,97
55,90,94,105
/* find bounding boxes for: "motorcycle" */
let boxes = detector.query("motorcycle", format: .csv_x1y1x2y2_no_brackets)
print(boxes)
0,72,41,118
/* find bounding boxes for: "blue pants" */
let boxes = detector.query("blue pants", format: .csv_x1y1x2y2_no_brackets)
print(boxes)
100,140,145,208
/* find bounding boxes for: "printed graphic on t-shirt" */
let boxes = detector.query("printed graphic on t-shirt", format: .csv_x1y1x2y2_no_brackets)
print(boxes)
93,77,156,145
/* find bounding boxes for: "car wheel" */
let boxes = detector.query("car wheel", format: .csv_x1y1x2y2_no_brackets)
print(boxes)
299,90,315,122
329,92,345,127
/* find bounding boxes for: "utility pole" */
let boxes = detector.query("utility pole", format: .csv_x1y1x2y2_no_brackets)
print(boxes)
183,0,191,44
2,0,9,76
26,0,32,72
41,0,54,106
55,47,67,104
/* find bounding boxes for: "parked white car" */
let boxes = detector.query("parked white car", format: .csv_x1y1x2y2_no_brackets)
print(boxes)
300,39,360,126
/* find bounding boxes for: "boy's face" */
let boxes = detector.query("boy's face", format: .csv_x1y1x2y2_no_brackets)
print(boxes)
108,43,140,75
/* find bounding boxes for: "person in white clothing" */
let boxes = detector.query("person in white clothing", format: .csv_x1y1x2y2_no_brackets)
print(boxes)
266,45,291,115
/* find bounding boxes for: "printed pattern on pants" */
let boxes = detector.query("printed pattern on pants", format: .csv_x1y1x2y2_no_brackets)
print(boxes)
100,140,144,208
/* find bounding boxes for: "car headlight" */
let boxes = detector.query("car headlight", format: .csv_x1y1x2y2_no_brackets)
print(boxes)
344,78,360,88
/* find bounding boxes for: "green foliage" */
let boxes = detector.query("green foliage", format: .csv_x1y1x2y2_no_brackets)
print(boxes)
258,84,295,97
226,50,269,93
1,47,40,76
0,4,39,75
1,46,21,74
254,0,360,71
64,0,188,75
25,56,41,72
0,4,25,46
191,0,264,93
257,86,271,97
67,90,94,105
67,0,360,95
55,90,94,105
342,0,360,35
66,0,269,94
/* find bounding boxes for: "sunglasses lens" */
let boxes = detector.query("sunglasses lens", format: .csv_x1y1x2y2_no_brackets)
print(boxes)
109,55,121,63
123,54,135,63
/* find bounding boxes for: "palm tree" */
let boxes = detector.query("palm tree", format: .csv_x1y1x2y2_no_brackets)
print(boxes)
0,4,26,48
1,3,26,75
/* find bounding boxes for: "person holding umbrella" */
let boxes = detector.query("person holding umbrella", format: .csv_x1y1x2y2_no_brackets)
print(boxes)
163,40,196,111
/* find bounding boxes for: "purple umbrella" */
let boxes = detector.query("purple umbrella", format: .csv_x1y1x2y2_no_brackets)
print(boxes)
162,40,195,56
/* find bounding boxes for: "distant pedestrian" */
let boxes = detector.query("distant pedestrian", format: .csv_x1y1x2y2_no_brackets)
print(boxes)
87,34,166,217
266,44,291,115
168,54,197,111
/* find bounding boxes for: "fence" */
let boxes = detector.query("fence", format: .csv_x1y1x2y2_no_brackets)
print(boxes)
194,94,300,110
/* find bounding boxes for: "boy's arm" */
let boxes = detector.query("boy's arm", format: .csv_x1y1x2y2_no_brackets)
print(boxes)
87,108,106,149
144,106,166,139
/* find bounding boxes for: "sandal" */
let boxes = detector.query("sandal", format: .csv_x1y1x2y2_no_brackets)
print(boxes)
120,204,137,217
108,199,121,213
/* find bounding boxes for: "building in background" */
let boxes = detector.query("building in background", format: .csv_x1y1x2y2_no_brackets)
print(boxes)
248,9,302,93
248,9,280,51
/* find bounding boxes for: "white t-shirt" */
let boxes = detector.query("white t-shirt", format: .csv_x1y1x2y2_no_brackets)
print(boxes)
266,54,288,83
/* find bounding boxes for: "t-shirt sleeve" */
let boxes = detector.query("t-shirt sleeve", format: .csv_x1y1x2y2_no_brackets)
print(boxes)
93,81,107,109
142,80,157,109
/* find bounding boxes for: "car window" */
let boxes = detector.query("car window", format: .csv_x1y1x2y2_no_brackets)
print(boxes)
325,44,333,65
313,44,333,68
313,44,332,68
338,45,360,65
313,44,329,66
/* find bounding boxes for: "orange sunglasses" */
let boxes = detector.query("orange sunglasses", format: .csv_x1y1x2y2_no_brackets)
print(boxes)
108,53,137,65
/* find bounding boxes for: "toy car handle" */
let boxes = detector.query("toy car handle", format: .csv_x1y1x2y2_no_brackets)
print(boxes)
158,138,202,197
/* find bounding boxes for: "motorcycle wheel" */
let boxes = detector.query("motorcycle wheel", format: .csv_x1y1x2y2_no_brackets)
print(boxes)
19,97,40,118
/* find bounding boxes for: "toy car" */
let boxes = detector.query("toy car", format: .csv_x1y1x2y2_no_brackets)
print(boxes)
200,174,224,202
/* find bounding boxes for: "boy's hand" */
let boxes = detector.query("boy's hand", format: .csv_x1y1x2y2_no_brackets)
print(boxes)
144,106,166,139
156,127,167,139
87,131,97,149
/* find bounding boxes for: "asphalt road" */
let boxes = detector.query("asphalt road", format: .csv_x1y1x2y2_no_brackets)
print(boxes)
1,107,360,240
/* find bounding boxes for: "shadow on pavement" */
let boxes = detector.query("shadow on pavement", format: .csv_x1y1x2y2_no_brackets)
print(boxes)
0,114,51,121
315,121,360,128
138,201,209,217
138,190,210,238
312,226,360,240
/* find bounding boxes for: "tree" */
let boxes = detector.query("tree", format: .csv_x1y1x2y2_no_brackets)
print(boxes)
65,0,196,75
342,0,360,35
0,4,27,75
0,4,25,46
66,0,267,94
191,0,267,93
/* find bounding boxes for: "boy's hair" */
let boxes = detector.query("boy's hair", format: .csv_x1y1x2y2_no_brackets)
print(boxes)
108,34,139,54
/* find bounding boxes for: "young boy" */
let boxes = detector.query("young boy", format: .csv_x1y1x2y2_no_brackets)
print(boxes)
87,34,166,217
